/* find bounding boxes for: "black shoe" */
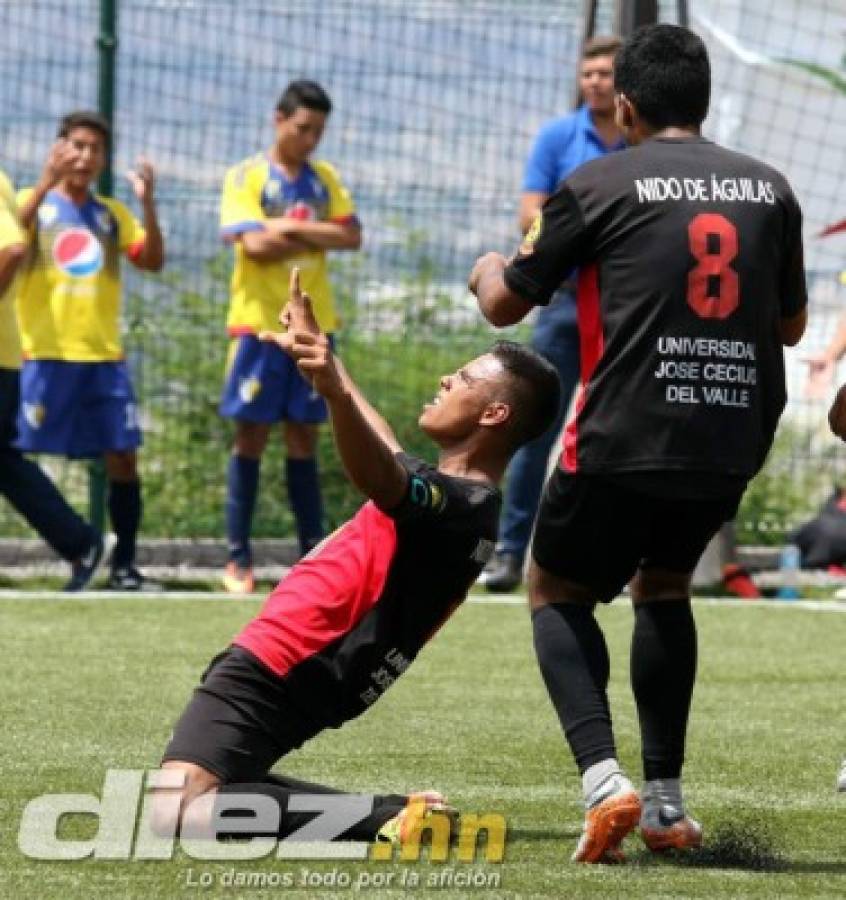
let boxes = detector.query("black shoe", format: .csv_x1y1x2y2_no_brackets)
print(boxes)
107,566,163,592
63,533,115,592
483,551,523,593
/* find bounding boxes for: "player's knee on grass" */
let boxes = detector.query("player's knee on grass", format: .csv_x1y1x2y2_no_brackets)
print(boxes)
149,761,221,836
630,567,692,603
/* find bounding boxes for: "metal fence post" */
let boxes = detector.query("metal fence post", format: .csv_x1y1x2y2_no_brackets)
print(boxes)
88,0,117,530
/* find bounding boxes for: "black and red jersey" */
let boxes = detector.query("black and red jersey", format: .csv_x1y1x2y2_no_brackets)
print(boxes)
504,136,807,487
234,454,499,729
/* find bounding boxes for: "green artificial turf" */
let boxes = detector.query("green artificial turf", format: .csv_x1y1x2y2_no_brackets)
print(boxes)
1,596,844,898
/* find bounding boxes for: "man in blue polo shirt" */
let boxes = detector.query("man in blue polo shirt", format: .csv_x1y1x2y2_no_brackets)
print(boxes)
484,35,625,592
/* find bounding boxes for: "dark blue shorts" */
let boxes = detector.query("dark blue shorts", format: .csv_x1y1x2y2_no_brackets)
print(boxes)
16,359,142,458
219,334,330,425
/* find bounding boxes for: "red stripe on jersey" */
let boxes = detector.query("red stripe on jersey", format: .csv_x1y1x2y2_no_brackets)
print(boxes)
562,263,603,472
233,502,398,677
227,325,257,337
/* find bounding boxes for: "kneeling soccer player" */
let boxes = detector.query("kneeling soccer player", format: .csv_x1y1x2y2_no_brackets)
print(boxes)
156,271,561,843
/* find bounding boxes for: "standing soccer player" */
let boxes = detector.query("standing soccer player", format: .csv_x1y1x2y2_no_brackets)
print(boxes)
218,80,361,594
0,164,109,591
471,24,807,861
16,111,164,590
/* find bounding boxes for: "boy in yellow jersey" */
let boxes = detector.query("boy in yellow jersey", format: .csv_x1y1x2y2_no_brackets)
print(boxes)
219,80,361,593
0,166,110,591
15,111,164,591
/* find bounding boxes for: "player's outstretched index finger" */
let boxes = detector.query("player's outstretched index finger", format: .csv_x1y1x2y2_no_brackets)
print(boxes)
287,267,321,336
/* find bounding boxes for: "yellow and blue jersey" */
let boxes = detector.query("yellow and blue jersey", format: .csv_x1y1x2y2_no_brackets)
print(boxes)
0,171,24,369
15,188,146,362
220,154,357,335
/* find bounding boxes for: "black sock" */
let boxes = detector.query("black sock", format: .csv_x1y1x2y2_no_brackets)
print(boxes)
286,457,324,555
631,598,697,781
225,454,260,567
108,479,142,569
532,604,615,773
216,778,407,840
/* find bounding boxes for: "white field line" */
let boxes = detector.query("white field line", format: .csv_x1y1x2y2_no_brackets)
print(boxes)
0,590,845,613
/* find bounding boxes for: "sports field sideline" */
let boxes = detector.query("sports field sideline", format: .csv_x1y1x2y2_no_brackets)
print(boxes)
1,593,844,899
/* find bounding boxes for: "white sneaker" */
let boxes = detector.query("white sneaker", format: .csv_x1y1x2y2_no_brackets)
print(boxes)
838,759,846,792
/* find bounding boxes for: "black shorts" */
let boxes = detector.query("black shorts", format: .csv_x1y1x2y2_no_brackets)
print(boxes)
531,468,744,603
162,646,322,783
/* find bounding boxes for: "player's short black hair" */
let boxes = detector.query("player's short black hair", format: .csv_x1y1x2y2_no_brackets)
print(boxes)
57,110,111,147
489,340,561,450
276,80,333,117
614,24,710,129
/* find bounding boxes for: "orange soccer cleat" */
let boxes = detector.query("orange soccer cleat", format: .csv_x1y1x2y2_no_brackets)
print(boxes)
571,775,642,864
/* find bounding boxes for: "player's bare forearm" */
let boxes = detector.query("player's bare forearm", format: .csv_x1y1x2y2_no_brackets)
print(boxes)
266,267,404,508
326,387,407,511
133,199,165,271
266,218,362,250
519,192,548,235
288,333,405,508
0,242,25,295
17,183,52,231
820,313,846,362
469,251,534,327
333,356,401,452
19,140,79,230
240,230,312,261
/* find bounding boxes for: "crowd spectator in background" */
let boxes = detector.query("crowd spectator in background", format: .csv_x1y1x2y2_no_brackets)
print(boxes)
218,80,361,594
0,163,107,591
14,111,164,590
483,36,624,593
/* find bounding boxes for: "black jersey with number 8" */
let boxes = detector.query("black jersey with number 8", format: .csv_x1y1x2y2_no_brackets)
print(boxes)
504,136,807,484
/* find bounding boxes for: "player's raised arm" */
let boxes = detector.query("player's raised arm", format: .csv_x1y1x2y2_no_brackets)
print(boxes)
264,270,407,511
17,139,79,230
125,157,164,271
